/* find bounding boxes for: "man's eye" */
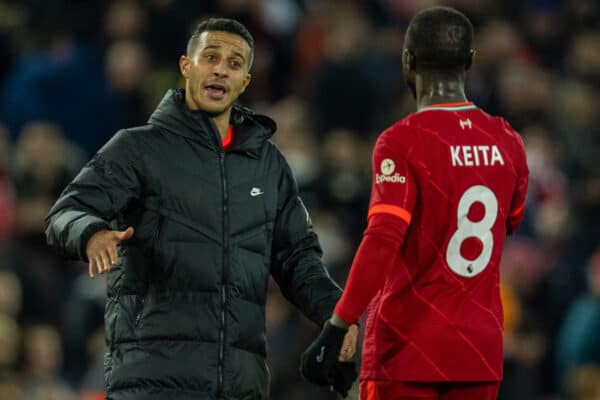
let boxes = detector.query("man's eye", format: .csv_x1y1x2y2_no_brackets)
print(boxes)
206,54,216,61
230,61,242,69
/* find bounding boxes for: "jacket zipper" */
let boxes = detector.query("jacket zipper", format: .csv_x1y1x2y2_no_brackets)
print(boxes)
218,150,228,396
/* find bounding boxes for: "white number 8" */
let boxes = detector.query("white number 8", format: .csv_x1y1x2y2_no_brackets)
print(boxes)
446,185,498,277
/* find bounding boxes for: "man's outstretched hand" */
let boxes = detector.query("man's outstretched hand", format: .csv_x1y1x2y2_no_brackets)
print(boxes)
300,321,358,397
86,227,134,277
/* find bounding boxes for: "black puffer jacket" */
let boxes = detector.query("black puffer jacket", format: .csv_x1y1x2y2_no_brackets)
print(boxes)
45,89,342,400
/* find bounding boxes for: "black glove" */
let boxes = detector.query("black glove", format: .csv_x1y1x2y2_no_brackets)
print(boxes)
330,360,357,397
300,322,357,397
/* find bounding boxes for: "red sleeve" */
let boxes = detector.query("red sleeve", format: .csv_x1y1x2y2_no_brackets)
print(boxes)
368,128,417,221
506,128,529,234
334,214,406,324
334,130,417,324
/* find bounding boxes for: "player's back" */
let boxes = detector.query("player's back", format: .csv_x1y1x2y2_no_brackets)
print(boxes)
363,102,528,382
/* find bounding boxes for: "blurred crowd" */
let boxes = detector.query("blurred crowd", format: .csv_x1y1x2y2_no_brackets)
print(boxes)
0,0,599,399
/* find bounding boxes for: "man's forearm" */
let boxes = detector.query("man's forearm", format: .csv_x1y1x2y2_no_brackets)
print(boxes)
333,213,407,325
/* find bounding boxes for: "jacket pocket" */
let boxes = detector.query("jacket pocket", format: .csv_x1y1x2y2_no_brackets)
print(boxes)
134,214,165,336
135,214,162,330
151,214,164,260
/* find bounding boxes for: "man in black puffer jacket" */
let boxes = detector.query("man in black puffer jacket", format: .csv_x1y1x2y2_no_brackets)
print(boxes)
45,18,357,400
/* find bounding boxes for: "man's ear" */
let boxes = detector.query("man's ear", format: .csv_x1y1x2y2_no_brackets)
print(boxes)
466,49,475,70
240,73,252,93
180,55,190,78
408,51,416,72
403,49,416,73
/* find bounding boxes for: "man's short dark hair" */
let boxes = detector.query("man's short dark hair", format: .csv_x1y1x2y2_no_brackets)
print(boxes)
187,17,254,69
405,7,474,72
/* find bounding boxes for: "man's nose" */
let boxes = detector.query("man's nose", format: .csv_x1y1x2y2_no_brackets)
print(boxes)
212,59,228,77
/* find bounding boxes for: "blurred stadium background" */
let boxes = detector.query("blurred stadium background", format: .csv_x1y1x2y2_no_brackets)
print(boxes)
0,0,599,399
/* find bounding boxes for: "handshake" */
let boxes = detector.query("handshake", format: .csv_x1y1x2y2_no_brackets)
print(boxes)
300,320,359,398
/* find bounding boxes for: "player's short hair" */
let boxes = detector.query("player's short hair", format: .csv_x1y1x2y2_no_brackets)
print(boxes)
405,7,474,72
186,17,254,69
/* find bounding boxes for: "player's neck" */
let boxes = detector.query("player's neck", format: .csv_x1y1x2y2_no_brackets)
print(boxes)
415,73,468,111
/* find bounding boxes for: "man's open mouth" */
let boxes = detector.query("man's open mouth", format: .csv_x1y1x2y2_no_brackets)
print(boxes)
205,83,227,100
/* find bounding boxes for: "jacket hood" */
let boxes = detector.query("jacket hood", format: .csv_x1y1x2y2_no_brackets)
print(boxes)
148,88,276,157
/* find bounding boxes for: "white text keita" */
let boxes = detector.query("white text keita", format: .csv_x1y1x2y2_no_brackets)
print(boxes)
450,145,505,167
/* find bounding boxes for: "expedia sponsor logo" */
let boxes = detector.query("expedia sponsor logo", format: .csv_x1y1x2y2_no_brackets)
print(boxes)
381,158,395,175
376,173,406,184
377,158,405,184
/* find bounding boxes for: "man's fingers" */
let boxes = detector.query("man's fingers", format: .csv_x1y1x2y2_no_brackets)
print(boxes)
94,256,103,275
338,348,352,362
100,252,111,273
338,344,356,361
338,325,358,361
94,256,104,276
89,258,96,278
116,227,135,241
338,342,354,361
88,247,116,277
338,344,349,362
108,245,118,266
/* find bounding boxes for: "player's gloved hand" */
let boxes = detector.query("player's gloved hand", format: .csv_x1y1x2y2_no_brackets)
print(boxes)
300,321,357,397
330,360,357,397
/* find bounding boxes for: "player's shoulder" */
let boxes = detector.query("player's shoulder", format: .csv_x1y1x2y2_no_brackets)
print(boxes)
104,126,148,147
376,117,414,148
118,124,161,143
478,109,526,149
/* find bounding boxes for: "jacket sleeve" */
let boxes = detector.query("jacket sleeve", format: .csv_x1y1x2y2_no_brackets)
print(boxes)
44,129,143,261
270,161,342,326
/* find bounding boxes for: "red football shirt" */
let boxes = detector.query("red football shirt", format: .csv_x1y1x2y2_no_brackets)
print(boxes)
222,125,234,149
336,101,528,382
